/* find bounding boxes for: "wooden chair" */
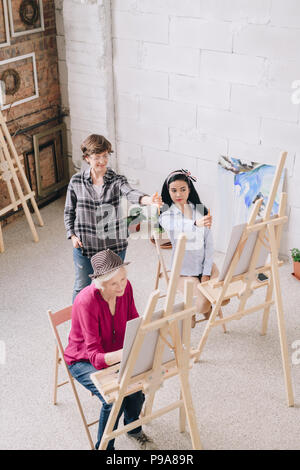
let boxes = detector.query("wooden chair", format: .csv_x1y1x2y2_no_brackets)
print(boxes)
153,231,227,331
47,306,98,450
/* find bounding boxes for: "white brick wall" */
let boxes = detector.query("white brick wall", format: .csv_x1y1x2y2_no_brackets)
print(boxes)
200,51,266,86
56,0,300,256
234,25,300,60
170,17,233,52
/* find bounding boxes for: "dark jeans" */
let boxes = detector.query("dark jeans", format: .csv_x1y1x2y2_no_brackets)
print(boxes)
72,248,127,303
68,361,145,450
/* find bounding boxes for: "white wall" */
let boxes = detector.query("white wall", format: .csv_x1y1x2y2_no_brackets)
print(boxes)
112,0,300,255
56,0,116,171
58,0,300,255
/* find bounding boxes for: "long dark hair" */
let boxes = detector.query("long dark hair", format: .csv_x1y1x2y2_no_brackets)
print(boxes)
161,172,208,216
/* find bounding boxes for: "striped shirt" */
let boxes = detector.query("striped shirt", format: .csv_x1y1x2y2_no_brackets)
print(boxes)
64,167,147,258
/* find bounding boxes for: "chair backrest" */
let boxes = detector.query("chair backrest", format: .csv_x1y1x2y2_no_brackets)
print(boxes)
47,306,72,358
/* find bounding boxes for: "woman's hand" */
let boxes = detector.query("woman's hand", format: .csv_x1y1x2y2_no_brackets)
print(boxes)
195,214,212,229
71,235,83,249
201,275,211,283
105,349,123,366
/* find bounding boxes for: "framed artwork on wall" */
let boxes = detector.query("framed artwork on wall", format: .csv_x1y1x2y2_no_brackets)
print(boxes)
32,123,69,198
0,0,10,48
8,0,44,37
0,53,39,110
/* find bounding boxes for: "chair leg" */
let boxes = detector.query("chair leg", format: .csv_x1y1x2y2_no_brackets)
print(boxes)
53,345,59,405
68,372,95,450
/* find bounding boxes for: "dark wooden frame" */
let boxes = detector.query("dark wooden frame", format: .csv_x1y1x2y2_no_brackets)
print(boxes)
32,123,69,198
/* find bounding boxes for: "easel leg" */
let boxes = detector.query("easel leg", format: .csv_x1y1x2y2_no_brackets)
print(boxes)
98,397,123,450
195,304,219,362
179,391,186,433
261,280,274,336
21,200,39,242
144,391,155,418
155,260,161,290
269,226,294,407
30,196,44,227
218,308,227,333
0,222,4,253
178,370,202,450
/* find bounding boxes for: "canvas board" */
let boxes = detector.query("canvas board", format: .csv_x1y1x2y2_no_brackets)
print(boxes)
118,303,184,382
215,157,285,253
218,222,269,281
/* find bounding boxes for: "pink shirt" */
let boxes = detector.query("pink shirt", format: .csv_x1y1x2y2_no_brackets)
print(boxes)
64,281,139,370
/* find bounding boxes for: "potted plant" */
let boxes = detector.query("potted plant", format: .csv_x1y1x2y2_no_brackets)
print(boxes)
126,206,146,233
291,248,300,280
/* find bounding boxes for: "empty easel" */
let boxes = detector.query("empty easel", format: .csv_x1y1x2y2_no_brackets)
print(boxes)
91,233,203,450
0,110,44,252
194,152,294,407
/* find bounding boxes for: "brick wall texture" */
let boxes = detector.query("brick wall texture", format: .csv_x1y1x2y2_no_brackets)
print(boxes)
0,0,62,227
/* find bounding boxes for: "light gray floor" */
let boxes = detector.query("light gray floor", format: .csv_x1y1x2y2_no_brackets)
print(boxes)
0,196,300,450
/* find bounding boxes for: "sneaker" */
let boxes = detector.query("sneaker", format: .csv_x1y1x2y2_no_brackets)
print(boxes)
128,431,158,450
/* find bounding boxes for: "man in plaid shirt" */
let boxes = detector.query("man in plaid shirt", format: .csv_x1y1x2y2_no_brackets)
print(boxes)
64,134,162,301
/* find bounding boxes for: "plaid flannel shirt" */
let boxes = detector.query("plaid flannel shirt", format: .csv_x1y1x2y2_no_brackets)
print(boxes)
64,167,147,258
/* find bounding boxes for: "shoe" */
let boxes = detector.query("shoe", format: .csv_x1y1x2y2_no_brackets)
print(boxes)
128,431,158,450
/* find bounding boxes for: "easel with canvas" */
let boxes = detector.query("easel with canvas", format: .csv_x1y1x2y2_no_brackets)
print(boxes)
152,224,227,331
0,110,43,252
91,233,203,450
194,152,294,407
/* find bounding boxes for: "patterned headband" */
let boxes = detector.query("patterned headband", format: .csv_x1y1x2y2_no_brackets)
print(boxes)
166,169,197,185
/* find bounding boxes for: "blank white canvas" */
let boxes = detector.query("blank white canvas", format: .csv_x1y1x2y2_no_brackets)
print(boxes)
118,303,184,382
218,222,269,281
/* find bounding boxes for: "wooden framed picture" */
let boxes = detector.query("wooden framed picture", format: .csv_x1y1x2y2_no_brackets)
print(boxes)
32,123,69,198
0,0,10,48
0,53,39,110
8,0,44,37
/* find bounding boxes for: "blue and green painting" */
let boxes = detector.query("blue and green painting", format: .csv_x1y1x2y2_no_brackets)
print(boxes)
215,156,285,252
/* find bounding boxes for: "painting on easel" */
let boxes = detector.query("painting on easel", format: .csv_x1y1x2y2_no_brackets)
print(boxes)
215,156,285,252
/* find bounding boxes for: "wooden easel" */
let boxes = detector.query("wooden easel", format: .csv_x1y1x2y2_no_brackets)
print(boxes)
152,229,227,331
0,110,44,252
194,152,294,407
91,233,203,450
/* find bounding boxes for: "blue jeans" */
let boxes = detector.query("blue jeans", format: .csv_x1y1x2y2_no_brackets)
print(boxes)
68,361,144,450
72,248,127,303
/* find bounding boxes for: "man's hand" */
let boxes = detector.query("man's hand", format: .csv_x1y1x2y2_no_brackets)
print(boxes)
201,275,211,283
